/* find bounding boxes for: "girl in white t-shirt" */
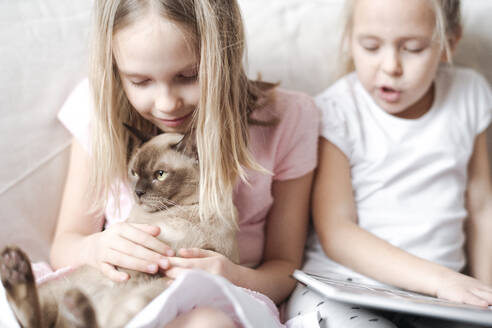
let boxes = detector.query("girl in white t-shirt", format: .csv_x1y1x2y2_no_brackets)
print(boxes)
286,0,492,327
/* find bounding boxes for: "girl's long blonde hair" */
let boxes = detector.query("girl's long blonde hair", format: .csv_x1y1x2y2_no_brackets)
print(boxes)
88,0,273,229
338,0,462,77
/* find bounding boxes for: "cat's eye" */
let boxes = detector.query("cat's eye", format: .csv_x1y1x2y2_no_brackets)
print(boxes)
155,170,168,181
131,169,139,178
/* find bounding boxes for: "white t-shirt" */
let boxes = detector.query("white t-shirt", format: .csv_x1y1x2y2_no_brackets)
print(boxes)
304,66,492,283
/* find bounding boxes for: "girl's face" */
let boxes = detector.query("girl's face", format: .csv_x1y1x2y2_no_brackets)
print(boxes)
351,0,444,119
114,13,199,133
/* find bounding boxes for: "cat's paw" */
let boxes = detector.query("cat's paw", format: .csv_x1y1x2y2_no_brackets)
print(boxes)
0,246,34,300
60,289,99,328
0,246,41,327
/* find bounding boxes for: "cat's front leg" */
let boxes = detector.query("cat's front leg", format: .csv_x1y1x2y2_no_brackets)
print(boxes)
0,246,42,328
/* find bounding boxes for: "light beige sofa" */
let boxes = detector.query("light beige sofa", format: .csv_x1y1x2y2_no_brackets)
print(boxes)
1,0,491,264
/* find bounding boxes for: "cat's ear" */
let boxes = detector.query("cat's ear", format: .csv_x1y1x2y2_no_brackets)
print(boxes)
173,132,198,160
123,123,152,144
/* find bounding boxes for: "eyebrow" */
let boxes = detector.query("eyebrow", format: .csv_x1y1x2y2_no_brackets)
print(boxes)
119,71,148,78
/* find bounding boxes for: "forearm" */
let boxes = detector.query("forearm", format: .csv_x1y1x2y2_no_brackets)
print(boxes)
320,220,454,296
50,231,98,269
466,206,492,285
232,259,298,304
465,131,492,285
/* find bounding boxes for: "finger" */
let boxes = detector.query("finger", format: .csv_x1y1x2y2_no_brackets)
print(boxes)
177,248,216,258
103,248,159,274
130,223,160,236
111,236,167,264
100,262,129,282
167,256,197,269
470,288,492,305
462,291,489,308
165,267,192,280
119,224,174,256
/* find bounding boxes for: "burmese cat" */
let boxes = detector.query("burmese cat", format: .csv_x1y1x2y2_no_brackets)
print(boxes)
0,129,239,328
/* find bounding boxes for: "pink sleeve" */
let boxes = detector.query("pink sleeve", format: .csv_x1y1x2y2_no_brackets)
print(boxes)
273,91,320,180
57,78,93,152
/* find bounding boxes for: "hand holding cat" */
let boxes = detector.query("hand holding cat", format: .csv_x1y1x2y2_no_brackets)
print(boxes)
164,248,239,284
89,222,174,281
434,270,492,308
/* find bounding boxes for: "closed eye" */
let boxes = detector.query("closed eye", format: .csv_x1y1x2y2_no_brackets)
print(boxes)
130,79,151,87
362,45,379,52
403,46,425,53
176,66,198,83
176,73,198,83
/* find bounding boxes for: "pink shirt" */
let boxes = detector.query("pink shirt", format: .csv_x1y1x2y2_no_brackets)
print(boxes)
58,79,319,268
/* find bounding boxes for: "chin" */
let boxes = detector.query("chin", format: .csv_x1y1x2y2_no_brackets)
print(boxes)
154,122,188,134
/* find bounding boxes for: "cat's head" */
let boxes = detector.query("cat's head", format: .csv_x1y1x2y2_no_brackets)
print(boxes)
126,125,198,213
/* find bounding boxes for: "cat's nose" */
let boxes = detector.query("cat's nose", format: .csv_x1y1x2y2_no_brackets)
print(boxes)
135,190,145,198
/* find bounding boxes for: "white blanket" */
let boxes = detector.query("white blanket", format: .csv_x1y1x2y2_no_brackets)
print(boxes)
0,269,285,328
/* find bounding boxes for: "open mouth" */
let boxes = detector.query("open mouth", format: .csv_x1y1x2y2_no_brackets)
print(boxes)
379,86,401,103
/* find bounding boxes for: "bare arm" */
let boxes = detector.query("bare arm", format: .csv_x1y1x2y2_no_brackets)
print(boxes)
465,131,492,285
50,139,174,280
50,138,105,268
313,138,492,306
235,172,313,303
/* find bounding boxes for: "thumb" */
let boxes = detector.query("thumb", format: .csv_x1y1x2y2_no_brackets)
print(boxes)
177,248,216,258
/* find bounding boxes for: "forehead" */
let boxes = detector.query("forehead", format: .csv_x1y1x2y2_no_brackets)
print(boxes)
353,0,436,37
113,12,197,76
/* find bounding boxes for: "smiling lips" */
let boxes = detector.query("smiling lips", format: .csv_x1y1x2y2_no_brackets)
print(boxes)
158,111,194,128
378,86,401,103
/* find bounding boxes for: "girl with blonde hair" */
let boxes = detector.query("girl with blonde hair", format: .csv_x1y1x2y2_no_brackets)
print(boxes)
50,0,319,326
286,0,492,327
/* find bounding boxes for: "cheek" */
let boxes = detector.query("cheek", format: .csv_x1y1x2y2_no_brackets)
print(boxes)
182,83,200,107
352,52,376,89
122,83,152,116
405,54,441,87
352,48,376,74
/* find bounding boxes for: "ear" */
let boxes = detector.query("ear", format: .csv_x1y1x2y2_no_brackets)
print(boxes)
172,131,198,160
123,123,153,144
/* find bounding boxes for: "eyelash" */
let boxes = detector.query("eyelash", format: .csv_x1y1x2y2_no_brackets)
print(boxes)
130,80,150,88
403,47,424,53
361,45,425,54
177,72,198,82
129,73,198,87
363,45,379,52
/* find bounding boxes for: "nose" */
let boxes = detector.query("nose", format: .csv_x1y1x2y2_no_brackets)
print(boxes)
154,86,183,114
135,189,145,198
382,48,403,77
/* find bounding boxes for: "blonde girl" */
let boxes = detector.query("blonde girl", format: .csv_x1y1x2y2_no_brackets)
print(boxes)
286,0,492,327
50,0,319,326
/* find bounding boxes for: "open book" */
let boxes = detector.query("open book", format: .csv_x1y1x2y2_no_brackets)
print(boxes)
292,270,492,327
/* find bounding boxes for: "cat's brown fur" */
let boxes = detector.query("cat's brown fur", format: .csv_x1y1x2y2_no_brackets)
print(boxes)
0,131,238,328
